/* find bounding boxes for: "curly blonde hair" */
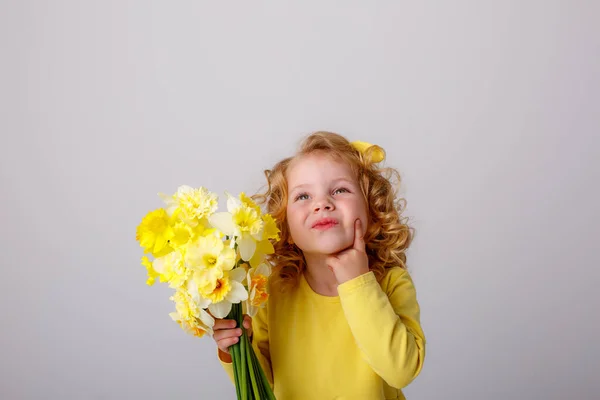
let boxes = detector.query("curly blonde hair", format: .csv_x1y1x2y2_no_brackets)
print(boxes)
254,131,413,289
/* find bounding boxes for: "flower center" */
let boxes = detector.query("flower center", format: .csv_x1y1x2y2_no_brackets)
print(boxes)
203,254,218,268
207,278,231,303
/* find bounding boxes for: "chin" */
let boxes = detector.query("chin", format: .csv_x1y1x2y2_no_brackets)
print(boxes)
313,239,351,255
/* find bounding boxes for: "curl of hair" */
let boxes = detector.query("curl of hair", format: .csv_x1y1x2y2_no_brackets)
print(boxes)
253,131,413,290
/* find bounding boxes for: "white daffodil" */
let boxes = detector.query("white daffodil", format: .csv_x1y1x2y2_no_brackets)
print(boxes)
208,192,264,261
246,263,271,317
194,267,248,319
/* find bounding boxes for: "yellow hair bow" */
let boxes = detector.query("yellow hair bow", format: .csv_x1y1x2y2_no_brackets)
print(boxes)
350,141,385,163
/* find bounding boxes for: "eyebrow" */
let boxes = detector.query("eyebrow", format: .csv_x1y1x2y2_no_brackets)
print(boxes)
289,177,355,194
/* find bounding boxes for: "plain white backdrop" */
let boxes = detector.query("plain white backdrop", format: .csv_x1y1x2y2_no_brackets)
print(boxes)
1,1,599,399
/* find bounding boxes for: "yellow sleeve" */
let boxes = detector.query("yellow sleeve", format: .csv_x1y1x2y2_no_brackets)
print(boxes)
217,304,273,387
218,350,235,384
337,268,426,389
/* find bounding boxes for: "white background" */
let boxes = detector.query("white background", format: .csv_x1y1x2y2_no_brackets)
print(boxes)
1,1,599,399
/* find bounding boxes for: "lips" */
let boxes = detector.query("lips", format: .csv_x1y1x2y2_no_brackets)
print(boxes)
312,217,339,229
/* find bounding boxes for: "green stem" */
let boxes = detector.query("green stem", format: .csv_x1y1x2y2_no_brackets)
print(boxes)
252,349,267,399
252,344,276,400
239,315,248,399
244,333,260,398
232,342,242,399
227,302,277,400
228,304,243,399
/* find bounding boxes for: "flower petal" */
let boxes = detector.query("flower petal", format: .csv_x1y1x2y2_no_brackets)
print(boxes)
230,267,247,283
152,256,167,274
251,226,264,241
256,263,271,277
153,235,167,254
198,308,215,332
226,281,249,302
196,296,211,309
238,234,257,261
246,303,257,317
259,240,275,255
218,246,236,271
208,300,232,319
226,192,241,212
208,212,235,236
186,278,200,302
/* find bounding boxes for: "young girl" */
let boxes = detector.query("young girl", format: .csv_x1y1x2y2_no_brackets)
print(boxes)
213,131,426,399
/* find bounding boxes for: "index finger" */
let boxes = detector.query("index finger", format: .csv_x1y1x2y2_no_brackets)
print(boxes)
353,218,366,251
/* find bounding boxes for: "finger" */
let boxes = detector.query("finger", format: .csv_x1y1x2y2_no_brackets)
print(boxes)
326,255,340,270
353,218,366,251
242,315,253,337
243,315,253,337
213,327,243,342
213,319,237,331
217,336,240,353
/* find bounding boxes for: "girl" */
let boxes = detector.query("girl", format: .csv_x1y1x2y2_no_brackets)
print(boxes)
213,131,426,400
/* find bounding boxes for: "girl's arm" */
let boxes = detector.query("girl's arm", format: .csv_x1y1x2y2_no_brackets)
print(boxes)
338,267,426,389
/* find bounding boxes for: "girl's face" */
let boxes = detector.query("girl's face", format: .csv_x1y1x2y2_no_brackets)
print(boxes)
285,153,368,256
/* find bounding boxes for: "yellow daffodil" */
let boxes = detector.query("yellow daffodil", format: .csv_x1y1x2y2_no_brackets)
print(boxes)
169,289,214,337
248,239,274,268
261,214,280,241
169,220,214,255
141,256,160,286
247,214,279,267
168,221,193,250
240,192,261,214
136,185,276,399
193,267,248,319
185,234,236,278
136,208,175,257
153,251,190,289
246,263,271,317
171,316,211,338
160,185,218,227
209,193,264,261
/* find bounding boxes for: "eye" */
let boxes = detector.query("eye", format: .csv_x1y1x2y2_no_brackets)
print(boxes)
294,193,310,201
333,187,350,195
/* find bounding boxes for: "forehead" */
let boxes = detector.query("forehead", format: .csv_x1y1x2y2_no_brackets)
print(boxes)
286,153,356,185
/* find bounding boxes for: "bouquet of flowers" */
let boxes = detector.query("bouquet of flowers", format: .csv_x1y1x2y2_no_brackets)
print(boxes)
135,185,278,400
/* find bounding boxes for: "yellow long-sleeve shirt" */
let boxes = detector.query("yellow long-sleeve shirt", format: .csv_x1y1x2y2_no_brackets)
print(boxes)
219,267,426,399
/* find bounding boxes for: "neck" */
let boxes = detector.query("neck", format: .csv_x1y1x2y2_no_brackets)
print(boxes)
303,252,339,296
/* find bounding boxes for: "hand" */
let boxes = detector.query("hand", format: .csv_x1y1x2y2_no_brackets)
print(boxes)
327,218,370,284
213,314,252,363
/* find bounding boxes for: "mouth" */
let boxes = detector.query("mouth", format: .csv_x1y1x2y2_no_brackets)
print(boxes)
311,218,339,230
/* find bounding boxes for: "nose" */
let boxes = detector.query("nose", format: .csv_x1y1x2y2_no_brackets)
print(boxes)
313,196,335,213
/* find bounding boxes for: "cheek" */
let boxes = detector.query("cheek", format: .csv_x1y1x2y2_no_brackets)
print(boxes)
287,205,310,240
286,207,301,231
343,198,367,218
